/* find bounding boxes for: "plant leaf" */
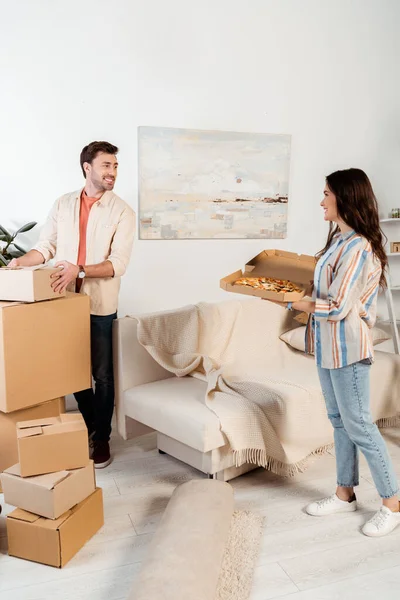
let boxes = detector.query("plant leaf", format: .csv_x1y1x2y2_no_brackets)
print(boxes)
10,241,26,253
0,234,11,242
0,224,11,237
0,253,8,266
14,221,37,236
7,249,25,258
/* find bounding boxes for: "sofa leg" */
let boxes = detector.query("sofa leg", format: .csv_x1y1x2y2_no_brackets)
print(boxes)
158,449,166,455
207,473,216,479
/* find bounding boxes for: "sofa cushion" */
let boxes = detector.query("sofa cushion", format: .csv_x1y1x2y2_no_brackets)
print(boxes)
123,376,227,453
280,325,391,354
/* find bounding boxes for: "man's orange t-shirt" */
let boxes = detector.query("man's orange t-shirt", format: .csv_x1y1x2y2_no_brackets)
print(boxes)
76,190,99,291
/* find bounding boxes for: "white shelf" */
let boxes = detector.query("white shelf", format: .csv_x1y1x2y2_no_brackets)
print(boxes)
380,218,400,223
388,253,400,257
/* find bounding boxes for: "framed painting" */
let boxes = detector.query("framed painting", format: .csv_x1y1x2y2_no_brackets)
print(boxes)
139,126,291,240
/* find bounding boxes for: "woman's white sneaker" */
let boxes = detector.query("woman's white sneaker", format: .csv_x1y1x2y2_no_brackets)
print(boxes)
306,493,357,517
362,506,400,537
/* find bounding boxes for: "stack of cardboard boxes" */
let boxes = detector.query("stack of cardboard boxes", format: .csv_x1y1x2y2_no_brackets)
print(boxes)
0,266,103,566
1,413,104,567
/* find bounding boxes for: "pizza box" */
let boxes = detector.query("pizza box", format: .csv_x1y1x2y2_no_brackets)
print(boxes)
220,249,315,302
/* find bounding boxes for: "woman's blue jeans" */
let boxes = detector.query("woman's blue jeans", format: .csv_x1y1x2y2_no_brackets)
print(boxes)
318,361,398,499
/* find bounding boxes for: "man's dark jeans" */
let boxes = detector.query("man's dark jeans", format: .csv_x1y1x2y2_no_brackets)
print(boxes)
74,313,117,442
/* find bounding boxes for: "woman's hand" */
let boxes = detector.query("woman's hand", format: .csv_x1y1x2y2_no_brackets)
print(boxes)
261,298,288,307
261,298,316,313
292,299,316,313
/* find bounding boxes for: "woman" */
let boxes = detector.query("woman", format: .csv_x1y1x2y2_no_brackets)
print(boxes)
282,168,399,537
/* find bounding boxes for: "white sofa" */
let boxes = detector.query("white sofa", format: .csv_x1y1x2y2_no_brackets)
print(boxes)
113,303,400,481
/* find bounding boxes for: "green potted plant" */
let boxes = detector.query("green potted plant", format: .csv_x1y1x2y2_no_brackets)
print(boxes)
0,222,37,266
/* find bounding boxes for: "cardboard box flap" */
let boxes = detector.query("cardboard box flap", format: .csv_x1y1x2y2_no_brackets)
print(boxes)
0,301,23,309
3,265,46,271
40,422,86,437
17,417,60,429
9,508,41,523
60,413,85,424
39,509,73,530
4,463,22,476
4,464,71,489
30,471,71,490
18,426,43,439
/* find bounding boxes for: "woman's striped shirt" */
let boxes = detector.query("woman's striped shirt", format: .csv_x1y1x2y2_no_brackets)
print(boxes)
305,230,382,369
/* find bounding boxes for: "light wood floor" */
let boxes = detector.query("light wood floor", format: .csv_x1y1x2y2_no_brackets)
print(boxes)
1,425,400,600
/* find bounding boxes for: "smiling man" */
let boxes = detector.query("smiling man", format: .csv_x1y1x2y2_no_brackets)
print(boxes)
9,141,135,468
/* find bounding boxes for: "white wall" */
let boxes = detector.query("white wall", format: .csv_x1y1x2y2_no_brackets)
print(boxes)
1,0,399,316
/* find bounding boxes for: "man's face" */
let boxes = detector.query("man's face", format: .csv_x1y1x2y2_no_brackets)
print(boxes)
84,152,118,191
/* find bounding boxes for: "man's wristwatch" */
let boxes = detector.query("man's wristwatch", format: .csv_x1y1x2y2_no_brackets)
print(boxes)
78,265,86,279
286,302,293,311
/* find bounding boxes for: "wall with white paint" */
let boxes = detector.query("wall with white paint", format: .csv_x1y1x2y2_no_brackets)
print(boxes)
1,0,399,317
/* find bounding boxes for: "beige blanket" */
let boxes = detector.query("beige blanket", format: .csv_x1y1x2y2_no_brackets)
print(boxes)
133,299,340,476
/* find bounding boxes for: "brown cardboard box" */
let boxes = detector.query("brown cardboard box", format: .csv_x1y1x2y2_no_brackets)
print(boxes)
0,397,64,477
1,461,95,519
0,292,91,412
17,413,90,477
220,249,315,301
6,488,104,567
0,266,65,302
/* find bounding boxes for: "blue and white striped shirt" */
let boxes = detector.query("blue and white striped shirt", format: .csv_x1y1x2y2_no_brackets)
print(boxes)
305,230,381,369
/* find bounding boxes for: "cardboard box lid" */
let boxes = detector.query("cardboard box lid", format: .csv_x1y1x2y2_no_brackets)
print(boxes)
4,463,71,490
244,250,315,284
17,414,86,439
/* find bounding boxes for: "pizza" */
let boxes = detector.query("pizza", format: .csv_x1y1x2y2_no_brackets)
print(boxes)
234,276,303,294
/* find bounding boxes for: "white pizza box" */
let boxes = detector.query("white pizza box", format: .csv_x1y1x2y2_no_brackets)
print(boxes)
220,249,315,302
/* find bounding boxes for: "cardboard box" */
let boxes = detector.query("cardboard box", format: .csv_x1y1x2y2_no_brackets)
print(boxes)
0,265,65,302
17,413,90,477
6,488,104,567
1,461,95,519
0,292,91,412
220,250,315,302
0,397,64,476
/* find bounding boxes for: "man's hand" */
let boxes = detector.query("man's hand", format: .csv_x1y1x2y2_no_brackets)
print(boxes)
7,258,22,269
51,261,79,294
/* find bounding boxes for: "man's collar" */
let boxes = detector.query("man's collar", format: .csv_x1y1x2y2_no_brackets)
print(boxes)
77,188,114,205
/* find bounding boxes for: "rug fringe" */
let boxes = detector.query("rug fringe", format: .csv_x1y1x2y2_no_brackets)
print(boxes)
233,443,334,477
376,415,400,428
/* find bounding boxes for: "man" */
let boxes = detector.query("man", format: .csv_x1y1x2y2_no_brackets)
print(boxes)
9,141,135,468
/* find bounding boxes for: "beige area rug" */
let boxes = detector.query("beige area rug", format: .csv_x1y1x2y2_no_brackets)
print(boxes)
216,510,265,600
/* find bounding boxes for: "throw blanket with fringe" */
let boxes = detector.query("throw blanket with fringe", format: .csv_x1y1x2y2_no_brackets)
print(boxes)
131,300,398,476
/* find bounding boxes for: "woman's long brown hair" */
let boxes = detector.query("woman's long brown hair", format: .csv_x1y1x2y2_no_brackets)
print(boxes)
316,168,387,287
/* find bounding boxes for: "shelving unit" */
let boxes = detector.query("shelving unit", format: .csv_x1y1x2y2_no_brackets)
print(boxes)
380,218,400,353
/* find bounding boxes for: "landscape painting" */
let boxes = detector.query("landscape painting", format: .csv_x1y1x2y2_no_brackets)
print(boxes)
138,126,291,240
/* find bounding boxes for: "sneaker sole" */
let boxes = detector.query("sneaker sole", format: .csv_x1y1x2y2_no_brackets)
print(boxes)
306,504,358,517
94,458,112,469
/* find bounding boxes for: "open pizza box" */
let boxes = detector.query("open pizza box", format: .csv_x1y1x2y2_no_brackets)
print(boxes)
220,249,316,302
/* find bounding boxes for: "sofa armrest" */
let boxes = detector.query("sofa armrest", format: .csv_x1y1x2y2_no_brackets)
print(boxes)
113,317,174,439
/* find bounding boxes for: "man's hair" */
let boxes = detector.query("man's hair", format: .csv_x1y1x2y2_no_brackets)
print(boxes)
80,141,119,178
